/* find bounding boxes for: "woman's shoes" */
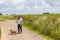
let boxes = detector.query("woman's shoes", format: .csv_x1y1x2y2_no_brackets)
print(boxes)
18,31,22,34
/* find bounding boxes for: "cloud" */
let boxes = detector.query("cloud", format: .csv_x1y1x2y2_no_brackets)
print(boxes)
45,0,60,13
11,0,27,5
45,0,60,6
0,0,5,4
0,0,60,14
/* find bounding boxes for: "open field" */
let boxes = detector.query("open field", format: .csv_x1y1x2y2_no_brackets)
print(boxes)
0,27,1,38
0,14,60,40
22,14,60,40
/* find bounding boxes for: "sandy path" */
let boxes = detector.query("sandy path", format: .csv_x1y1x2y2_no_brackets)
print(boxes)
1,20,47,40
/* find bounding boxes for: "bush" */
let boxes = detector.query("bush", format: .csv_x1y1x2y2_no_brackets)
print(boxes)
0,13,2,15
41,27,52,35
22,14,60,40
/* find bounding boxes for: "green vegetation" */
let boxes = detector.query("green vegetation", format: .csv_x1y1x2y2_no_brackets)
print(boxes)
0,14,60,40
22,14,60,40
3,15,16,20
0,15,5,21
0,13,2,15
0,27,1,38
0,15,16,20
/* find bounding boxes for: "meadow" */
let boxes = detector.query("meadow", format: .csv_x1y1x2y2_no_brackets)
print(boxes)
0,15,16,21
22,14,60,40
0,27,1,38
0,14,60,40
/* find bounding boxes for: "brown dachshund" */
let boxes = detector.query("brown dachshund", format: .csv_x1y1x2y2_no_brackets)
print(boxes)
10,29,17,35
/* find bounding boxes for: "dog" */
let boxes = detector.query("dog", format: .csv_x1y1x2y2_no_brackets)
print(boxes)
10,29,17,35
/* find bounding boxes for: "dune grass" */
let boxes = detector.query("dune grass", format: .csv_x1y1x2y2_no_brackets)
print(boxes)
22,14,60,40
0,15,16,21
3,15,16,20
0,15,6,21
0,27,1,38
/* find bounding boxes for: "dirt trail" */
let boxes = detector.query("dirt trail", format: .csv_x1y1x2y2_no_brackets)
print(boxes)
1,20,47,40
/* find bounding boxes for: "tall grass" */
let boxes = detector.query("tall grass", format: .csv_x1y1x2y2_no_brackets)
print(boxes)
0,27,1,38
0,15,5,21
0,15,16,20
22,14,60,40
3,15,16,20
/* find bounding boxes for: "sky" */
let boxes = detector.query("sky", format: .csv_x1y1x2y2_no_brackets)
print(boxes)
0,0,60,14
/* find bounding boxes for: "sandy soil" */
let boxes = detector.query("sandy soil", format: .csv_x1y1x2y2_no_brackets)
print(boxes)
1,20,47,40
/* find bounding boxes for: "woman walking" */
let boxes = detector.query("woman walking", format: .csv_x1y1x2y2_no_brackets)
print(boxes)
17,16,23,34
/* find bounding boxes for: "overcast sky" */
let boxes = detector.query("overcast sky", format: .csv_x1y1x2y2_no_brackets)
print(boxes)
0,0,60,14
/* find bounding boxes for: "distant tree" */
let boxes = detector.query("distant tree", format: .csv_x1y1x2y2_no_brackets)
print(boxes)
43,12,50,14
0,13,2,15
6,14,8,15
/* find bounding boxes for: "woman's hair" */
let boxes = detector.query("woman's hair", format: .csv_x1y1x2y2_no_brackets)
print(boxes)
18,15,22,19
18,16,20,19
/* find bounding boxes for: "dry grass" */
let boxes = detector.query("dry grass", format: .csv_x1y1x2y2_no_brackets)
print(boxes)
22,14,60,40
